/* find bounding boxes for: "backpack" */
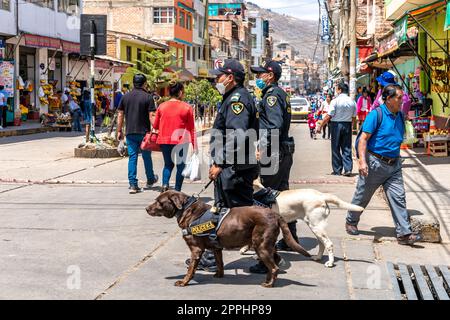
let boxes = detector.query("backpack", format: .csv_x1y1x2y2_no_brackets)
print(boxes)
355,107,404,159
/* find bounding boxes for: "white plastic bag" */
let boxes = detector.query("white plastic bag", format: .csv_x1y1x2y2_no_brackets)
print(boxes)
117,139,127,157
189,153,201,182
182,155,193,178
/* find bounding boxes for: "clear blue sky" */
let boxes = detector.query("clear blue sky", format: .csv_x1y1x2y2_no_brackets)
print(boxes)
249,0,320,21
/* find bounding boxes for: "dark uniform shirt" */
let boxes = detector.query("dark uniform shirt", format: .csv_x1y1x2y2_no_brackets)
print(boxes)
258,83,291,146
210,85,259,171
118,88,156,136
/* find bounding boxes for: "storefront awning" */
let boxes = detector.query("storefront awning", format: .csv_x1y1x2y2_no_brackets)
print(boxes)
24,34,80,53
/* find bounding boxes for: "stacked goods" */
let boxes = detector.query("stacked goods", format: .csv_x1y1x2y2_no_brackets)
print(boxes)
38,80,54,106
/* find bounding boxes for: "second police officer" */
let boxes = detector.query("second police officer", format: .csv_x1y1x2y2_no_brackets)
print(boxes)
249,60,297,274
186,59,260,272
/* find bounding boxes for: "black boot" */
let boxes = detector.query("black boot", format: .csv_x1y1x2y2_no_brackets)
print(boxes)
276,222,299,251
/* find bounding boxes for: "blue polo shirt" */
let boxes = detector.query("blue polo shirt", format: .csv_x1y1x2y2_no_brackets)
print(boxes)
362,104,404,158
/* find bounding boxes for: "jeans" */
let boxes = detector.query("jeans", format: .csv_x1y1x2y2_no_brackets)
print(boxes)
160,143,189,191
0,106,3,127
126,134,156,187
72,110,82,131
330,122,353,174
83,101,92,124
346,153,412,237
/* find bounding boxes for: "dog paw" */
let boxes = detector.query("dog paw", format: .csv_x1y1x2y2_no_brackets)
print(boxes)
213,272,224,278
311,255,323,262
324,261,335,268
174,280,187,287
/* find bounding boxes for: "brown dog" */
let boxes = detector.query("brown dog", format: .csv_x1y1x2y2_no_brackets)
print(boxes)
146,190,311,288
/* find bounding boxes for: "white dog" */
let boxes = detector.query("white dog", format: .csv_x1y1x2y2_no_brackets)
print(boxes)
242,180,364,268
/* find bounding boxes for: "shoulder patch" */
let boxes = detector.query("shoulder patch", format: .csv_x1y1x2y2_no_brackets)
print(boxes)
267,96,277,107
231,102,244,115
230,93,241,102
266,87,275,94
287,106,291,114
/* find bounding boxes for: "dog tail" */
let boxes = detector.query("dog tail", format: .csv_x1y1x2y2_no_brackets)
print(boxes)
323,194,364,212
278,216,311,257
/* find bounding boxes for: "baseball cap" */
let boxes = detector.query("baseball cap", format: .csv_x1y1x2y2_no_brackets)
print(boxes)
376,71,397,87
250,60,282,80
210,59,245,78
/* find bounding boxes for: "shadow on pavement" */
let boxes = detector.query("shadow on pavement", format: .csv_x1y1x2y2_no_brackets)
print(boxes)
165,273,316,288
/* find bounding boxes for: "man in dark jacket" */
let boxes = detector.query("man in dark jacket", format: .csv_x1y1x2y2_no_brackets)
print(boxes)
117,74,158,194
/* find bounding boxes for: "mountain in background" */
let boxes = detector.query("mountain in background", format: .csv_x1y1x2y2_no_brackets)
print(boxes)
246,2,322,61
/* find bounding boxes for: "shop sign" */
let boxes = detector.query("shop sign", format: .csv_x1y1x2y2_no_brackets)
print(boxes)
62,41,80,54
25,34,61,50
377,32,398,57
95,59,112,70
0,61,15,98
445,2,450,31
320,0,330,45
394,16,407,45
113,65,130,74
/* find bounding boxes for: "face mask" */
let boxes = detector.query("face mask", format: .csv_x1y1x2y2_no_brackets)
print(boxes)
216,82,226,95
256,79,267,90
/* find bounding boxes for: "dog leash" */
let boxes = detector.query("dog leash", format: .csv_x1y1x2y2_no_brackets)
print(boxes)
194,179,214,198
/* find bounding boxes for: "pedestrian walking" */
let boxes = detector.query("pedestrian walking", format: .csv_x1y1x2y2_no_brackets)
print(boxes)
0,85,6,129
372,71,397,110
185,59,259,272
318,93,332,139
346,84,422,245
317,82,356,176
249,60,296,273
307,112,317,139
69,96,82,132
356,88,372,129
117,74,159,194
153,81,197,193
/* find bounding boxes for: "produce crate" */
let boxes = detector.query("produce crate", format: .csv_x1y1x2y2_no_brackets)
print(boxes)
429,141,448,157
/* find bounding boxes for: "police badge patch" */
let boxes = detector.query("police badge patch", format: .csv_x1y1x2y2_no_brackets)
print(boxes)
231,102,244,115
267,96,277,107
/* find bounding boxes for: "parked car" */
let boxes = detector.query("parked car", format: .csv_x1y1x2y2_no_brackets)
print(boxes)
290,97,311,120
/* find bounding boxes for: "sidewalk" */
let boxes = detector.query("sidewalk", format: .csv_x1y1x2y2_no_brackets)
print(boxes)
0,123,449,299
401,146,450,243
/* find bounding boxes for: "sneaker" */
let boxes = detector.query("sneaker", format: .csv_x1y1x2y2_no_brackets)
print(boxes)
185,251,217,272
275,239,292,251
160,185,169,193
0,126,3,130
145,174,159,189
330,172,341,176
397,233,423,245
129,186,142,194
343,171,352,177
249,258,286,274
345,223,359,235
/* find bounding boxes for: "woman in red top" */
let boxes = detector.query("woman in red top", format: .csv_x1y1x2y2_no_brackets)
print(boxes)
153,81,197,192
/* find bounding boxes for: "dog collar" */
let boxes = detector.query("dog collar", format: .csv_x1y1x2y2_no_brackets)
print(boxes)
175,196,199,219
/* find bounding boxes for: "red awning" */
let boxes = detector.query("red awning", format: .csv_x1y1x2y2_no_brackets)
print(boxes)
24,34,80,53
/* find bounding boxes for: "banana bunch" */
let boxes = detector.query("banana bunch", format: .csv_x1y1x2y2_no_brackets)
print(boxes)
431,84,450,93
39,97,49,105
432,69,447,81
429,57,444,67
429,128,449,135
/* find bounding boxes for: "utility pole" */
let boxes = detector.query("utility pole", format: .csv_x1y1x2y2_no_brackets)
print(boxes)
87,19,97,143
349,0,357,100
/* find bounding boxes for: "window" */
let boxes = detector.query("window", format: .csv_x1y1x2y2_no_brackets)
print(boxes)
137,48,142,70
186,46,190,61
126,46,132,62
198,16,204,38
58,0,80,14
187,14,192,30
26,0,54,9
192,46,196,62
198,46,202,60
179,11,185,28
154,7,174,24
0,0,10,11
251,34,257,49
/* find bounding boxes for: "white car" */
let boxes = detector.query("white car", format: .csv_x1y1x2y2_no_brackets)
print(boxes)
290,97,311,120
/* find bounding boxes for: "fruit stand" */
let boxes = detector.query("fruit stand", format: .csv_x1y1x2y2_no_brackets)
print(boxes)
424,129,450,157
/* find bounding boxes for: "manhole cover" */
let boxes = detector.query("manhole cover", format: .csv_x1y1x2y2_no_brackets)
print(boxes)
387,262,450,300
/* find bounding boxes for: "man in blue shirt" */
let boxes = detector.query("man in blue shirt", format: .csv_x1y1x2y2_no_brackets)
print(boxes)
0,85,8,129
346,84,422,245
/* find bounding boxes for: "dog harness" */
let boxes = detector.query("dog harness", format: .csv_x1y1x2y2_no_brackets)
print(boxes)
253,188,280,208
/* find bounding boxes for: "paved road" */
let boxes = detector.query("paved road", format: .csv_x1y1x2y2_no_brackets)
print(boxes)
0,123,449,299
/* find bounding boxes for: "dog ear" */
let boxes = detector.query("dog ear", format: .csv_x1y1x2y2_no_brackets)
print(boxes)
170,193,184,210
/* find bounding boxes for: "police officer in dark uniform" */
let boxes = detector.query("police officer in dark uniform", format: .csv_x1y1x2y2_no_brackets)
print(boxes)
185,59,260,272
249,60,297,274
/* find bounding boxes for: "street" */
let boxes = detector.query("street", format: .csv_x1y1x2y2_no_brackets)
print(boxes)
0,123,449,300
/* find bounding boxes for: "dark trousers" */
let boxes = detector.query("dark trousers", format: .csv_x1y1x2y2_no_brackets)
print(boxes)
260,151,297,240
322,122,330,139
215,166,259,208
330,122,353,174
309,127,316,139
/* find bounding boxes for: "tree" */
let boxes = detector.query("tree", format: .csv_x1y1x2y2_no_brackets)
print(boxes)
123,50,178,91
185,79,222,107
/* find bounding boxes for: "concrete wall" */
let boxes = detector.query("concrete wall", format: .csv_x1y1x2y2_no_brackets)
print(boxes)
18,0,81,42
0,1,16,36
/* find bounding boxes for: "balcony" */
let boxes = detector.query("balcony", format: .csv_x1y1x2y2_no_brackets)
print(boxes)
385,0,437,21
